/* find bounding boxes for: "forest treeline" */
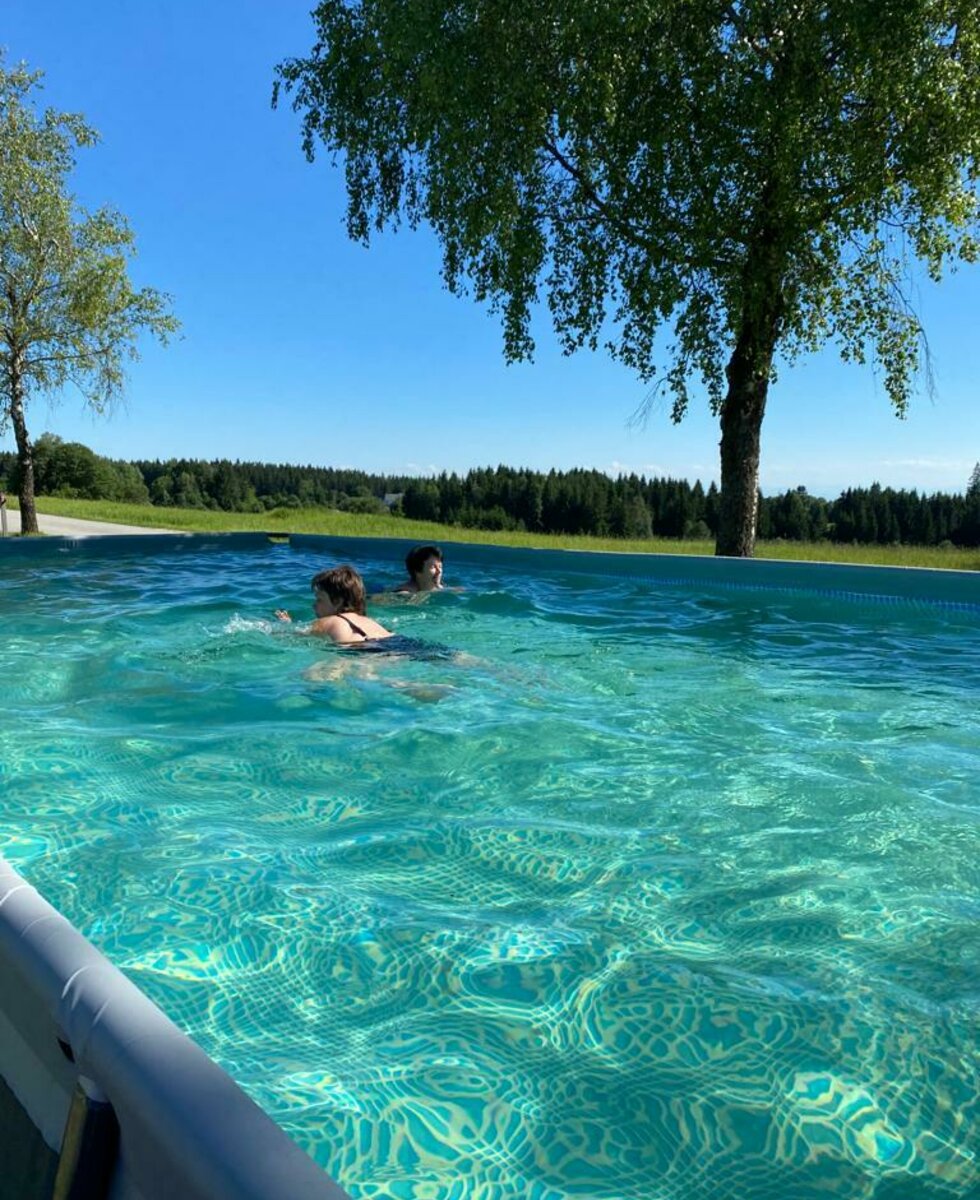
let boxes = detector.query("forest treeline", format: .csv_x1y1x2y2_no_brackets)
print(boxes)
2,434,979,547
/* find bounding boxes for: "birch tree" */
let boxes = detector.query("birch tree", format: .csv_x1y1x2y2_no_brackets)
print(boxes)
277,0,980,554
0,60,177,534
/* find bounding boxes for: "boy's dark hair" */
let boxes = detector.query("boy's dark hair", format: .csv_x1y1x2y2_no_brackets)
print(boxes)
405,544,442,577
311,565,366,615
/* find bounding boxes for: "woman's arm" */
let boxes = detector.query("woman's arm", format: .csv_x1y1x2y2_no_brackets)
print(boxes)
274,611,341,640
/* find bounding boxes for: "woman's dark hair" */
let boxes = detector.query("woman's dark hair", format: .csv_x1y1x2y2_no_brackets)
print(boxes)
311,565,366,615
405,544,442,577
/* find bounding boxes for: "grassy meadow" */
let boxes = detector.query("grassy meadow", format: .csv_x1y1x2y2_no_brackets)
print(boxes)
12,495,980,571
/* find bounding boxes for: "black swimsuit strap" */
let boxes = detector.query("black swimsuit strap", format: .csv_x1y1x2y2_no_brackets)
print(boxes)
338,612,370,640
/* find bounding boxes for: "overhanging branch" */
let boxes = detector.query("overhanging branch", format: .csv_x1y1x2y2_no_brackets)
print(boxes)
540,136,731,273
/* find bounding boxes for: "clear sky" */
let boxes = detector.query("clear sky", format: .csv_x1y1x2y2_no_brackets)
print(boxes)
3,1,979,498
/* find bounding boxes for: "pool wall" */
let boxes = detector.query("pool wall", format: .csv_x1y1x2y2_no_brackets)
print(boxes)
0,531,270,561
290,534,980,609
1,530,976,609
0,858,350,1200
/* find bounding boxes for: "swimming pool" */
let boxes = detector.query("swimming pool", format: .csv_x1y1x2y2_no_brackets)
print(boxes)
1,536,977,1199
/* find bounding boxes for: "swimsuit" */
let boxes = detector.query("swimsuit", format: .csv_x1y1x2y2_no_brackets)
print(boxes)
335,614,455,662
335,613,375,640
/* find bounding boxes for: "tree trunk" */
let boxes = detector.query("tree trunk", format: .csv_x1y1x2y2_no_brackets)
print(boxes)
8,352,39,536
715,228,785,557
715,332,773,556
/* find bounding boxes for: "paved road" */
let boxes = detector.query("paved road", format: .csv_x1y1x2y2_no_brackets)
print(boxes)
1,507,181,538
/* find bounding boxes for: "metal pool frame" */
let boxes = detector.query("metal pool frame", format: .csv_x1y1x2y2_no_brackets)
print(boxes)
1,531,977,1199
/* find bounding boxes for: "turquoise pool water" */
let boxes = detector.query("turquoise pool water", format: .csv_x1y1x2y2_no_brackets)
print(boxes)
1,542,977,1199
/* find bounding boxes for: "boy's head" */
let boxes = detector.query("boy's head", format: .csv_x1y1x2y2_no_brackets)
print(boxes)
311,565,366,615
405,544,443,590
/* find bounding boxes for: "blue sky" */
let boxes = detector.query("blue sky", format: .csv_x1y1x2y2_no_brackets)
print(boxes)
3,0,979,498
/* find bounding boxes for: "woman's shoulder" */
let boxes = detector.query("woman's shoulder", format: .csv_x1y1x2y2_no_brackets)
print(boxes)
356,613,392,638
309,614,346,639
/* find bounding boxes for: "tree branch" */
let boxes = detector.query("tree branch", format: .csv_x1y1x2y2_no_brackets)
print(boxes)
540,136,732,273
540,136,648,249
24,344,115,369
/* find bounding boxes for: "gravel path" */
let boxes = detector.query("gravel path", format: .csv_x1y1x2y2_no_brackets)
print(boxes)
1,507,181,538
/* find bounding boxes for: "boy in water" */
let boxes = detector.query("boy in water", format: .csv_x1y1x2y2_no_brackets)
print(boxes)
395,544,444,593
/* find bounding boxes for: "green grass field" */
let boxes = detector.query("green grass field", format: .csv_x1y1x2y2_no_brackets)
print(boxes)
13,495,980,571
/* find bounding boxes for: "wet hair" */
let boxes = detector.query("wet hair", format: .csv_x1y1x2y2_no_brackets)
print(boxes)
311,565,366,615
405,544,442,578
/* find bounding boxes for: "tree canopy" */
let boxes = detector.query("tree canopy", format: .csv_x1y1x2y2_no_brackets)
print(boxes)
277,0,980,555
0,59,177,533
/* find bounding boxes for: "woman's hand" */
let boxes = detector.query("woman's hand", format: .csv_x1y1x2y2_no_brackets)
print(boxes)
274,609,292,622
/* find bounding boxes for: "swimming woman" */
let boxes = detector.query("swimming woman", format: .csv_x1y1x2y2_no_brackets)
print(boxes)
276,564,461,697
275,565,393,645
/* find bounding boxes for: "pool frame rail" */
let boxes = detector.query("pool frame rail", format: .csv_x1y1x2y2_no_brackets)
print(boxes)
0,858,350,1200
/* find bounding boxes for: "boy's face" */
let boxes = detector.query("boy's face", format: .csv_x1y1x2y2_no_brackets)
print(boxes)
413,554,443,590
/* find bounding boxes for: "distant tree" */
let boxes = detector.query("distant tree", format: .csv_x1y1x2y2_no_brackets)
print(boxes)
296,476,318,506
172,471,206,509
402,479,441,521
683,518,712,541
211,461,248,511
149,472,174,506
42,439,116,498
704,483,721,536
437,471,465,524
339,493,386,514
11,430,148,502
611,486,653,539
766,486,830,542
770,487,811,540
25,430,63,494
0,449,16,489
278,2,980,557
959,461,980,545
0,60,177,533
659,483,694,538
808,495,830,542
912,500,935,546
474,503,514,531
111,460,150,504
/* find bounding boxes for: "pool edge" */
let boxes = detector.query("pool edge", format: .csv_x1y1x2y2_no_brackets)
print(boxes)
0,857,350,1200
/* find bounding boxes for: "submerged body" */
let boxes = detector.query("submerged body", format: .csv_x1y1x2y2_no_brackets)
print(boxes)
317,612,455,663
341,631,456,662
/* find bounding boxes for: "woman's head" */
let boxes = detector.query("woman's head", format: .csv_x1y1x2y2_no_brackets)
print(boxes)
311,565,366,615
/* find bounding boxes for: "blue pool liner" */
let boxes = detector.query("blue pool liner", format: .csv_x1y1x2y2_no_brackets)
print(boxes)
2,529,978,610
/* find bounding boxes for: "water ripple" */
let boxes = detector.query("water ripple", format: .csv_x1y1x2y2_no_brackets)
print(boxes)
1,545,977,1199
